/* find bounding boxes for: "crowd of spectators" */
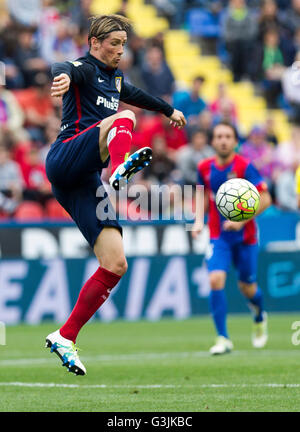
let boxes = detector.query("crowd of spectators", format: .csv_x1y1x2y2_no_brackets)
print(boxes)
0,0,299,221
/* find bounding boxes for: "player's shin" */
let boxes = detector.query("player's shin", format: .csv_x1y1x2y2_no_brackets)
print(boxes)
247,286,264,323
107,117,134,174
60,267,121,343
209,289,228,338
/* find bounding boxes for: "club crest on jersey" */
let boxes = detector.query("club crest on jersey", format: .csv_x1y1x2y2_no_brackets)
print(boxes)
115,77,122,92
227,171,237,179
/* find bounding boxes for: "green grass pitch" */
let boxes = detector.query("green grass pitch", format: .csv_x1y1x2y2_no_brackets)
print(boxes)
0,314,299,412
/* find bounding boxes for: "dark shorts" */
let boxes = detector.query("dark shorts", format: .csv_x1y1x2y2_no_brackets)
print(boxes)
46,123,122,248
206,238,258,284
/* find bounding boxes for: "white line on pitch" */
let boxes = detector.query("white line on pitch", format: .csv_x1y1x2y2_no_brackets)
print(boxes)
0,382,300,389
0,349,298,366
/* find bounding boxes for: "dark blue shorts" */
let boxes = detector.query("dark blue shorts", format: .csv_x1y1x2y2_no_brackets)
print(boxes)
46,123,122,248
206,238,258,284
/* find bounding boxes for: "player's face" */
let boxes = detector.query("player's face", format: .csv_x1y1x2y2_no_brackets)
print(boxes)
98,31,127,68
212,125,237,159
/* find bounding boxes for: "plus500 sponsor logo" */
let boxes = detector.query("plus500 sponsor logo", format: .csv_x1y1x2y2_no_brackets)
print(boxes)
96,95,119,111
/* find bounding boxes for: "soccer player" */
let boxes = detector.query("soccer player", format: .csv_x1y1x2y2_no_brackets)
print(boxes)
44,14,186,375
296,164,300,209
192,122,272,355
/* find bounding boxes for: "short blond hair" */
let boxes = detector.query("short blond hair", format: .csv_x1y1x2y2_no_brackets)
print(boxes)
88,14,132,46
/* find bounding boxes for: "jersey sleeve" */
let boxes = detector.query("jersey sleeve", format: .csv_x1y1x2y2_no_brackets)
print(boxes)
245,162,268,192
120,81,174,117
51,60,95,85
296,166,300,194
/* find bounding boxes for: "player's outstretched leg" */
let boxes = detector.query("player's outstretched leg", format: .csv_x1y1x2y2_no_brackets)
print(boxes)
44,228,126,376
45,330,86,376
209,272,233,355
98,110,152,190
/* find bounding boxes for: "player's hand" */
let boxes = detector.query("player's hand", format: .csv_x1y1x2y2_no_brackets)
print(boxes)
191,220,204,239
169,109,186,129
51,73,71,97
223,220,247,231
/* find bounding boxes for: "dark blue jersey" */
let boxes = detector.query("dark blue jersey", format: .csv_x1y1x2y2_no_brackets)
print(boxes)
51,52,174,141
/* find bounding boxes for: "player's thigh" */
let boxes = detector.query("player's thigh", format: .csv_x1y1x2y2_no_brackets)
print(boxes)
233,243,258,286
98,110,136,160
206,239,231,289
46,126,105,187
51,173,122,253
94,227,128,276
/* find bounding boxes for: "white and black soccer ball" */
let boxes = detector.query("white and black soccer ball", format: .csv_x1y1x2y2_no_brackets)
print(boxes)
215,178,260,221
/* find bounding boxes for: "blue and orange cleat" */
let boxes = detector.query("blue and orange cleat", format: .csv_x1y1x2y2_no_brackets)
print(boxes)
109,147,152,190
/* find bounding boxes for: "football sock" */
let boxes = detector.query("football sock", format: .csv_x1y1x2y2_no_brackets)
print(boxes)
60,267,121,343
248,286,264,323
107,118,134,174
209,289,228,338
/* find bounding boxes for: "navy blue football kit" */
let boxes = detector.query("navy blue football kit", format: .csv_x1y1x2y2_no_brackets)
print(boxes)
46,52,174,247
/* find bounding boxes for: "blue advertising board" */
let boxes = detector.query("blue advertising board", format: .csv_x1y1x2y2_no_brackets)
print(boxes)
1,251,300,324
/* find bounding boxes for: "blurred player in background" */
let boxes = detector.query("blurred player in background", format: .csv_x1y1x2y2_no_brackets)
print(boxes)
296,164,300,208
44,14,186,375
192,122,272,355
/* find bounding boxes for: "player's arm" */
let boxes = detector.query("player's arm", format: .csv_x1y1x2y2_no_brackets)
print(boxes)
120,81,186,128
50,61,94,97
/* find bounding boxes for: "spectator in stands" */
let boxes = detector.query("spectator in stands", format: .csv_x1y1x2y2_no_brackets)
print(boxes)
257,0,286,41
254,27,286,108
21,145,52,206
176,129,215,186
0,143,23,201
141,45,175,99
39,116,61,163
48,17,81,63
14,26,49,87
174,76,207,123
153,0,185,29
275,160,299,210
14,71,55,143
0,191,18,216
209,82,238,124
223,0,257,82
0,20,25,89
142,134,176,184
38,0,61,64
132,113,187,153
282,50,300,125
240,126,276,191
118,47,146,89
71,0,93,33
282,0,300,38
187,109,214,143
0,84,24,134
274,125,300,171
264,116,279,146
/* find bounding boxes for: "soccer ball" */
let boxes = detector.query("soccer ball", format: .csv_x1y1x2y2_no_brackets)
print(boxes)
215,178,260,221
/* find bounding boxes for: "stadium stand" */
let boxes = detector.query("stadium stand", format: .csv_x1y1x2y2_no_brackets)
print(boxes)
0,0,299,220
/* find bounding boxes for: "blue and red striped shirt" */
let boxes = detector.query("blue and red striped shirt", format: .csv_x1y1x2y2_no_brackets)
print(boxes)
197,153,268,245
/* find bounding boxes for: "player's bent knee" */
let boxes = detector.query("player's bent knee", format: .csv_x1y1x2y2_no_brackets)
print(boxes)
118,109,136,127
102,257,128,277
209,272,226,290
238,281,256,298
